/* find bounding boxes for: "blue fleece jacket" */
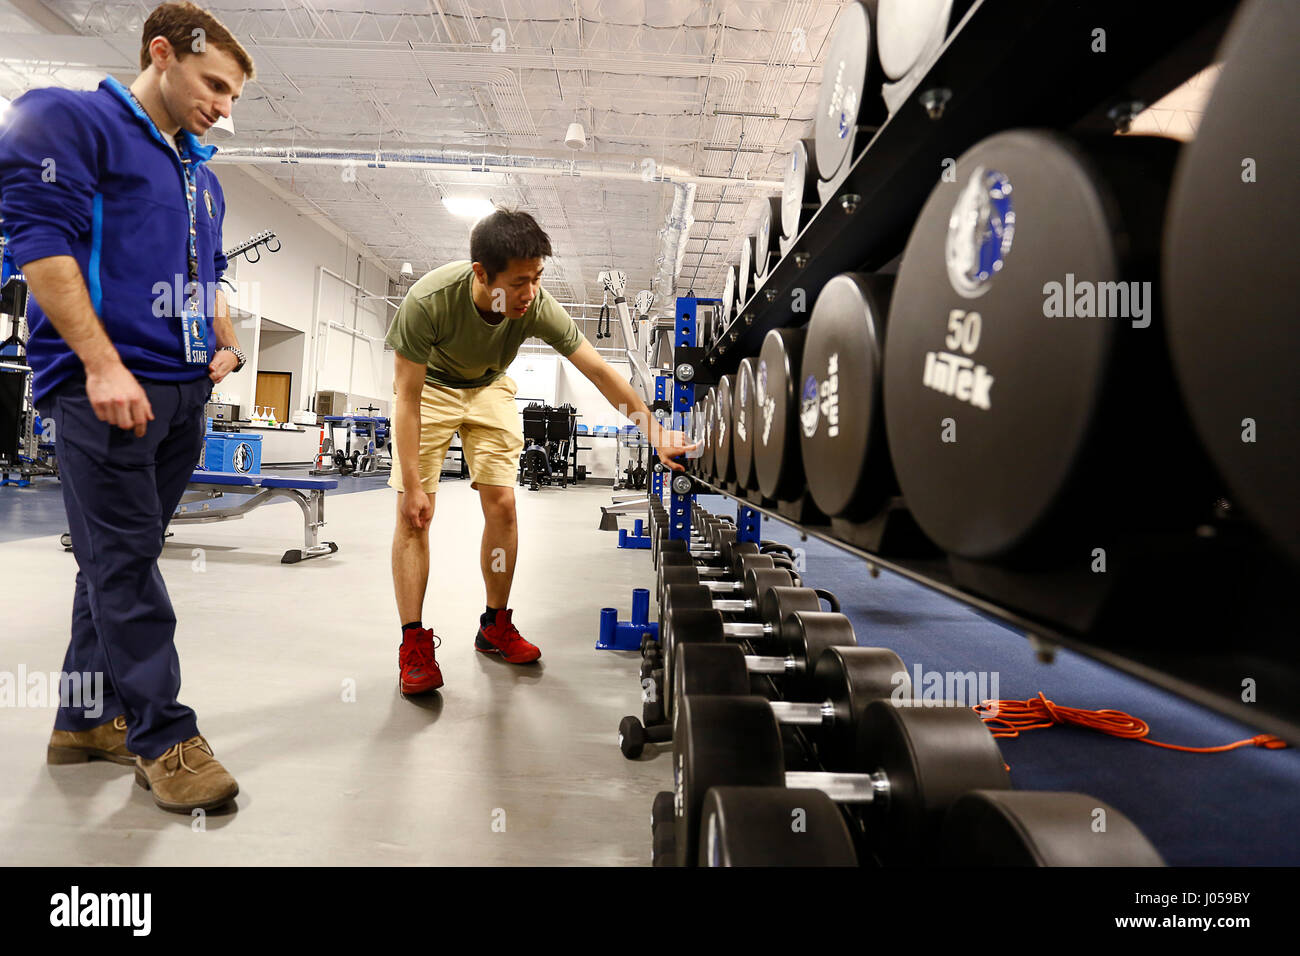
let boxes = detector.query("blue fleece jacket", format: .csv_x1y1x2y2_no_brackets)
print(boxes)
0,75,227,406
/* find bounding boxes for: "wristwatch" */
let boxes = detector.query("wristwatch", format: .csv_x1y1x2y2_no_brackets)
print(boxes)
217,346,246,372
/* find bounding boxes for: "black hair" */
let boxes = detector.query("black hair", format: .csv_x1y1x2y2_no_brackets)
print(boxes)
470,207,553,279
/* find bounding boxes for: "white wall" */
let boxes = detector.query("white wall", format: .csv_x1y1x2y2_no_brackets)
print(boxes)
210,167,395,419
256,329,306,413
555,358,638,481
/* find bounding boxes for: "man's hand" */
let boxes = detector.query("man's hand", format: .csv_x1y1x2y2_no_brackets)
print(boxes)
401,488,433,530
209,349,239,384
85,361,154,437
652,428,698,473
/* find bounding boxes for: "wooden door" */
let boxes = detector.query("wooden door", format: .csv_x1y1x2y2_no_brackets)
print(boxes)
255,371,292,422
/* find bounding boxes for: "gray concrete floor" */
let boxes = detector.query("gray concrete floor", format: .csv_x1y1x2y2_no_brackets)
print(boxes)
0,481,667,865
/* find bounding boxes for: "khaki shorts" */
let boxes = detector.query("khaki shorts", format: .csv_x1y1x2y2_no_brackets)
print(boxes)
388,375,524,494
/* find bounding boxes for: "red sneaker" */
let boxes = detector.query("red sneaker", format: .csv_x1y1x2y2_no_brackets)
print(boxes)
399,629,444,694
475,609,541,664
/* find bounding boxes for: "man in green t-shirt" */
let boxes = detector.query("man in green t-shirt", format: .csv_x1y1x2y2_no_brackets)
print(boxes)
384,208,693,693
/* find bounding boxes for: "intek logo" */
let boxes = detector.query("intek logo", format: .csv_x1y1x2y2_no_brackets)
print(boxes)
827,58,846,123
922,309,994,410
820,352,840,438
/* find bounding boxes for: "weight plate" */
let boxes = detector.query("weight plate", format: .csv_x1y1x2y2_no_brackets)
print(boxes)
700,390,716,479
883,130,1193,561
674,643,752,709
942,790,1164,867
725,539,761,576
661,586,718,716
700,787,858,866
743,566,796,606
714,375,736,483
674,695,785,867
777,609,858,699
754,197,783,287
753,327,810,501
812,645,907,770
856,701,1009,862
719,266,735,344
800,273,896,519
782,138,821,242
738,238,754,316
1164,0,1300,566
814,0,877,185
651,790,676,834
876,0,964,82
759,587,824,652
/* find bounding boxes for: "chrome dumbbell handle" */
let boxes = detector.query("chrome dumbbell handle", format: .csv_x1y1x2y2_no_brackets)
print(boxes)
719,621,770,639
783,770,890,805
768,700,835,726
701,580,743,593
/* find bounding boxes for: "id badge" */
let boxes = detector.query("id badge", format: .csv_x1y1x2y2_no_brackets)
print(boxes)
182,299,209,366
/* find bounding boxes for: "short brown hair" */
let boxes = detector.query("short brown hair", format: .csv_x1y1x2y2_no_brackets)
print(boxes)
470,208,553,279
139,2,256,79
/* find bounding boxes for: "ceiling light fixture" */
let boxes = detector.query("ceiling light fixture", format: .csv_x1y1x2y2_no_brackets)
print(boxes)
564,121,587,150
442,196,496,220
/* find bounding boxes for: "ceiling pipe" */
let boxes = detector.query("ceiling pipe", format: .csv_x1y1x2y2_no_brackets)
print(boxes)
208,147,781,190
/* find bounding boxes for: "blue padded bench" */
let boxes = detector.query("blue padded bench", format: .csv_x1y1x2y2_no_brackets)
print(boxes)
173,470,340,563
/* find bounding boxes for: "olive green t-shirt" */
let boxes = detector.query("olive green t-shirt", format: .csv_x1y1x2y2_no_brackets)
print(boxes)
384,260,584,388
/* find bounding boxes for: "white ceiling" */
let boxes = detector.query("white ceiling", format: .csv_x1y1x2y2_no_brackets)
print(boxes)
0,0,847,322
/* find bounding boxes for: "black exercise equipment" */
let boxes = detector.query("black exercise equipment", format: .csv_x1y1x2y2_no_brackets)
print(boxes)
781,138,821,253
1163,0,1299,567
731,358,758,492
752,327,810,502
799,273,896,520
942,790,1164,867
883,130,1213,563
673,695,1007,867
814,0,886,204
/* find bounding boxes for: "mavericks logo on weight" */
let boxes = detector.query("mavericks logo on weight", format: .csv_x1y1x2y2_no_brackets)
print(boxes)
1042,273,1152,328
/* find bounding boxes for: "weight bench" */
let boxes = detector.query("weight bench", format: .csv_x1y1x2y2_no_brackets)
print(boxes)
171,471,339,564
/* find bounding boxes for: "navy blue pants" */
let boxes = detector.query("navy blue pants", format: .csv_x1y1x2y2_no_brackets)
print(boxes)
43,375,212,759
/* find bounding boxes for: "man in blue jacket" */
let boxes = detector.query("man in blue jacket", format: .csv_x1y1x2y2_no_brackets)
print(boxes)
0,2,255,814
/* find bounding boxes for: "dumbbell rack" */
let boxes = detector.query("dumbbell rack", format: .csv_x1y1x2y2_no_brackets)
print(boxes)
669,0,1300,745
706,0,1237,368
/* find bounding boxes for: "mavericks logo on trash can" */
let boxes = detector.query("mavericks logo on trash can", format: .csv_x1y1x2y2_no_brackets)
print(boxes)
232,442,254,474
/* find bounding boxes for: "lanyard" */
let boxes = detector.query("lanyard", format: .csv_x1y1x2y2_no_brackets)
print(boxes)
126,90,200,304
126,89,208,364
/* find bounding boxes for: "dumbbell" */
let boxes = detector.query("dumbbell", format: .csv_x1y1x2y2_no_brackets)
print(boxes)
651,570,821,720
662,607,858,747
696,783,1162,867
672,695,1009,867
620,570,815,758
659,572,832,721
650,790,676,867
656,541,797,607
673,635,906,771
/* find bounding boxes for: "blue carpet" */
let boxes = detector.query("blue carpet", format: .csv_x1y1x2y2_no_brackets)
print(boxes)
694,495,1300,866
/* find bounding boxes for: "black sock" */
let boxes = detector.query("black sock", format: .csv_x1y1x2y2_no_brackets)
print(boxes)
481,606,503,627
401,621,423,639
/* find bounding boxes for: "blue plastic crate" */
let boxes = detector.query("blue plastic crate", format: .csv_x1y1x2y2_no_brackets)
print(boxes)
201,432,262,474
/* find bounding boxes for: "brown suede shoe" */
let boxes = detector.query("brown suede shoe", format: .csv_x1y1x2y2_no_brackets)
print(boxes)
47,715,135,766
134,736,239,813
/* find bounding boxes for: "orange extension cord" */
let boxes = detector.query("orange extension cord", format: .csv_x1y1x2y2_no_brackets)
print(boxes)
974,693,1288,753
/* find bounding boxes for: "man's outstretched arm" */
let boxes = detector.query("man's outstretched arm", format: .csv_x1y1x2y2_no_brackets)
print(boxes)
563,339,696,472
